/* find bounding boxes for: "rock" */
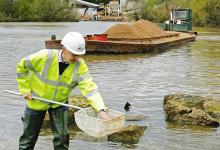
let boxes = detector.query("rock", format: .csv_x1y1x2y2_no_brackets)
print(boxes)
163,93,219,127
108,125,147,144
125,111,146,121
42,112,50,128
73,132,108,142
41,95,148,144
69,95,89,109
72,125,147,144
203,100,220,118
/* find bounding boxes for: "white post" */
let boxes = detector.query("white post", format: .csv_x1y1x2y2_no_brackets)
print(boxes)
105,6,106,17
108,4,110,17
117,3,120,16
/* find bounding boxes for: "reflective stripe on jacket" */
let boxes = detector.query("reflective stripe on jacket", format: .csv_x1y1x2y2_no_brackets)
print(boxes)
16,49,106,111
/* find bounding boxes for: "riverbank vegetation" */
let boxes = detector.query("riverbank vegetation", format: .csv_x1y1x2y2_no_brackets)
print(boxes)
0,0,219,27
0,0,79,22
136,0,220,27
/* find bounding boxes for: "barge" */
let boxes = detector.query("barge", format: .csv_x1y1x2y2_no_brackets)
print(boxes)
45,32,196,53
45,19,196,53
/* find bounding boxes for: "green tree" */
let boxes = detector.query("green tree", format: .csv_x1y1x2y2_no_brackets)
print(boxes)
140,0,166,21
139,0,220,27
190,0,220,27
38,0,79,21
203,0,220,26
37,0,65,21
13,0,39,21
0,0,14,17
12,0,79,21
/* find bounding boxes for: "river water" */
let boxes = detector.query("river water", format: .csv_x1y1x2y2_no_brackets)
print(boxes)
0,22,220,150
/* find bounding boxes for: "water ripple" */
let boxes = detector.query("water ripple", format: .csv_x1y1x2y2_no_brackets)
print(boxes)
0,22,220,149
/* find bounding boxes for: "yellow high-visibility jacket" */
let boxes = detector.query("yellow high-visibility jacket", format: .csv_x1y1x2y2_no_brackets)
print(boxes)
16,49,106,111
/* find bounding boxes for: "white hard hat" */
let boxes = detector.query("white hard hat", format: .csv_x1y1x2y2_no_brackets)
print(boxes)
61,32,86,55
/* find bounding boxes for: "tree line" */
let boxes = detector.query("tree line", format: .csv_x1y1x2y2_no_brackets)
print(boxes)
0,0,219,27
137,0,220,27
0,0,79,22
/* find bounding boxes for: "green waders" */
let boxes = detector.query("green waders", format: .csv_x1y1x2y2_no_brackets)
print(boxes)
19,106,69,150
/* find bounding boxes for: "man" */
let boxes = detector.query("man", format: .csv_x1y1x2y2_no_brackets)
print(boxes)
16,32,109,150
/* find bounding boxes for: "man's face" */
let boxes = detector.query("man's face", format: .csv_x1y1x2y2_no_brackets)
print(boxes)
62,49,80,64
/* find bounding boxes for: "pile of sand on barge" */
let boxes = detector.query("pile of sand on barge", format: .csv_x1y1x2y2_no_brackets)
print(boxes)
104,19,178,41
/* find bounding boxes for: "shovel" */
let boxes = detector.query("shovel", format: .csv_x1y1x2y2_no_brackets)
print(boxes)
3,90,125,138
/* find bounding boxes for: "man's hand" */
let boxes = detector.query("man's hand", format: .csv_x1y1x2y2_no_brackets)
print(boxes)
99,110,111,120
23,93,32,100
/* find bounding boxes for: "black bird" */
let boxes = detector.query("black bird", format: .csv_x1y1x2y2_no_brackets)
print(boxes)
124,102,131,112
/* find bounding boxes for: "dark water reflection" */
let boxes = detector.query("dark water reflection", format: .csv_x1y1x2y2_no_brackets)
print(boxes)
0,22,220,150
